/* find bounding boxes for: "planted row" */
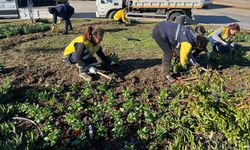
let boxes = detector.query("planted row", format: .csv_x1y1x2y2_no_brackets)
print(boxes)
0,22,50,39
0,69,249,149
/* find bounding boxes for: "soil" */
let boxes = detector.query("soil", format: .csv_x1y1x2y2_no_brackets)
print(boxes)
1,21,249,150
0,21,249,103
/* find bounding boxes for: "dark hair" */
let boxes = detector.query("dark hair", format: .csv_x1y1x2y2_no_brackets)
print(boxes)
123,7,128,12
48,7,57,14
195,25,206,35
228,23,240,31
83,26,104,41
195,35,209,51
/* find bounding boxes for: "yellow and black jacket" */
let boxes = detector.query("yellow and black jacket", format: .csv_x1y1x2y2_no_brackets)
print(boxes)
64,36,110,64
113,10,128,23
64,36,101,57
209,27,235,43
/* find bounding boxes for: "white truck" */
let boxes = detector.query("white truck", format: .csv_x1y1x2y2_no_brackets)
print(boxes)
96,0,213,21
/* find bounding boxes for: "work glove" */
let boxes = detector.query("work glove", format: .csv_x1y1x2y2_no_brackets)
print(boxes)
51,25,56,33
125,22,130,26
194,62,200,67
110,61,116,66
88,67,97,74
192,61,200,68
190,58,200,68
165,75,176,83
221,41,228,46
230,42,237,47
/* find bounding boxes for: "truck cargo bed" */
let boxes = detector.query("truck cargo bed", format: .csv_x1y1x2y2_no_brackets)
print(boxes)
130,0,204,9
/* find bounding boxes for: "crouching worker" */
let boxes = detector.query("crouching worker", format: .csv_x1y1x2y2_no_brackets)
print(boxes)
152,21,207,82
113,7,129,24
48,3,74,34
63,26,113,81
192,25,209,59
208,23,240,53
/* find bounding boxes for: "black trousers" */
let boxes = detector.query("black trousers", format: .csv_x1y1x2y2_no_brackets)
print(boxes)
152,24,172,75
63,18,73,34
64,44,97,72
115,19,125,24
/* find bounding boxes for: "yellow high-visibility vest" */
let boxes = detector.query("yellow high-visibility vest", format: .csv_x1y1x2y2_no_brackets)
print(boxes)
114,10,128,23
209,27,234,42
64,36,101,57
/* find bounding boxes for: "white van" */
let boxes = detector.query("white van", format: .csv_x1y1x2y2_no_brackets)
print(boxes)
0,0,19,18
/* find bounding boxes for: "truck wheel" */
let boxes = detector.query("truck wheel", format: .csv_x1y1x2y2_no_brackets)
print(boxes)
168,12,183,22
108,10,117,19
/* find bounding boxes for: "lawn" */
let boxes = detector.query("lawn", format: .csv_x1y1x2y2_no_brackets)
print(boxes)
0,19,250,149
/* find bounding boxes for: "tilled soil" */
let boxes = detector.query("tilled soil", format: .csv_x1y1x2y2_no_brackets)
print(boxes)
0,22,249,103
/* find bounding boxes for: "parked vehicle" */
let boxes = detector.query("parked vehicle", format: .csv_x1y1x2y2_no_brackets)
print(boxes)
0,0,19,18
18,0,56,7
96,0,213,21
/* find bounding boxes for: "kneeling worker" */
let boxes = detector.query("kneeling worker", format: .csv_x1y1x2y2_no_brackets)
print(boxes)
63,26,115,81
208,23,240,53
113,7,129,24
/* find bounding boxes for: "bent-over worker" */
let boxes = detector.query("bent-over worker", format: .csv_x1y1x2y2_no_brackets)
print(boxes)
152,21,208,82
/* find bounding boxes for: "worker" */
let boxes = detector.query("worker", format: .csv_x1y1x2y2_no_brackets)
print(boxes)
192,25,209,58
152,21,208,82
63,26,115,81
208,23,240,53
113,7,129,24
48,3,74,34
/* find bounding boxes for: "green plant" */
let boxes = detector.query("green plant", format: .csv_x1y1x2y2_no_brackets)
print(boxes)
126,112,137,123
0,77,12,102
68,98,83,111
235,33,250,42
97,82,108,94
64,113,85,130
95,123,108,139
112,120,126,138
137,127,149,140
0,23,50,39
44,128,61,146
81,83,92,99
51,85,64,95
122,87,131,99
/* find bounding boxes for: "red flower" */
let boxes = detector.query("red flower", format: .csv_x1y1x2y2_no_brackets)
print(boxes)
101,96,108,102
75,129,81,136
114,106,119,110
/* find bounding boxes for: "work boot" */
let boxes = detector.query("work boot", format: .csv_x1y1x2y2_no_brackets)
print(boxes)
62,31,68,35
79,72,92,82
165,74,176,82
162,62,176,82
77,65,92,81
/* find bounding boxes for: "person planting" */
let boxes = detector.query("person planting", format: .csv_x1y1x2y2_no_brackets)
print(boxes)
192,25,209,58
152,21,208,82
63,26,115,81
48,3,74,34
113,7,129,24
208,23,240,53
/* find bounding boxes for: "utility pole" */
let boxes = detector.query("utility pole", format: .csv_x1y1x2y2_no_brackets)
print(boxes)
27,0,34,23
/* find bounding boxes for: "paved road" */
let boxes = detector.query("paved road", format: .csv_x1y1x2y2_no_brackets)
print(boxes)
193,0,250,29
19,1,97,19
19,0,250,29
